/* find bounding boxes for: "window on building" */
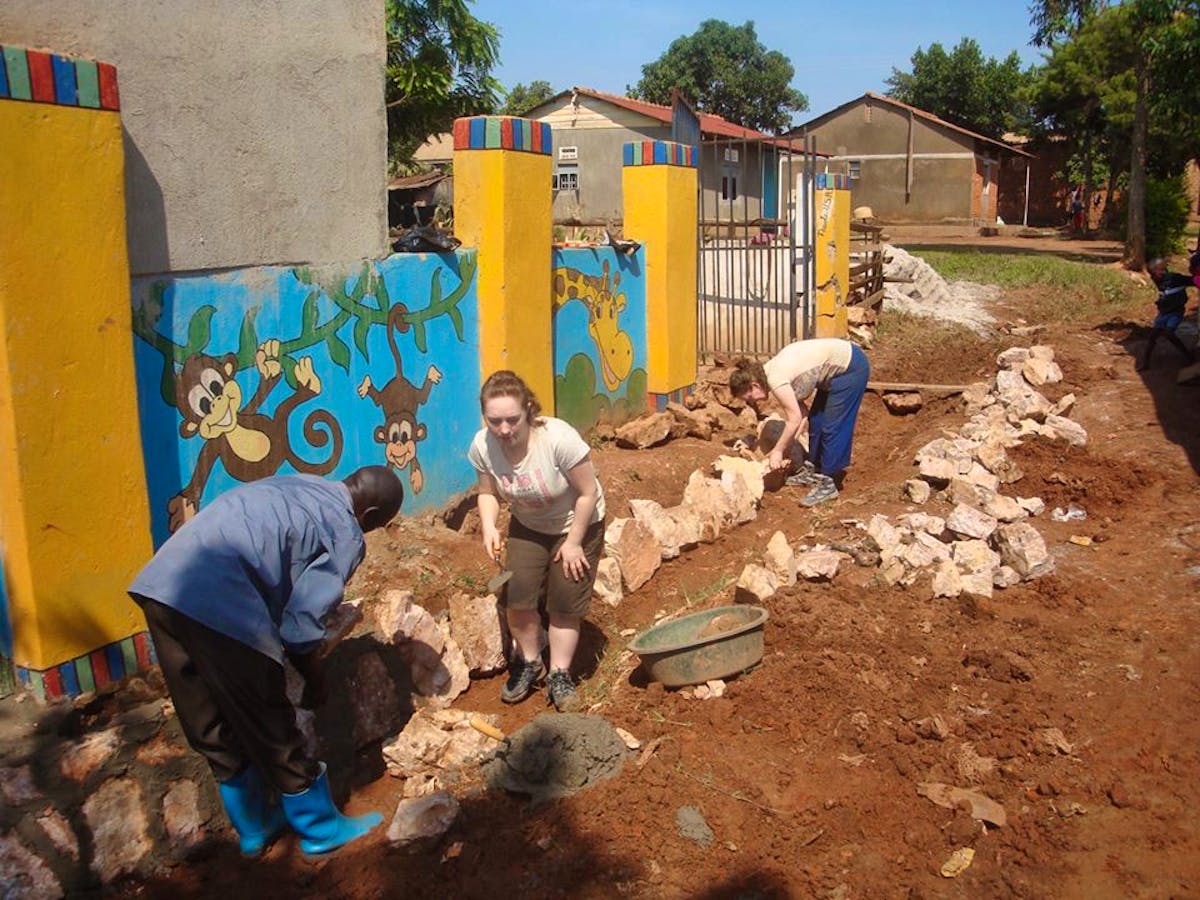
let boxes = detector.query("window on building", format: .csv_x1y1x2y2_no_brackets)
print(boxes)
721,175,739,201
848,160,861,180
553,165,579,192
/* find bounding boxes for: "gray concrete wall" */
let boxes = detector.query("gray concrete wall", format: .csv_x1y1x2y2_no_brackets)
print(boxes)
850,157,975,222
698,143,769,223
811,101,970,157
550,123,672,224
806,99,979,222
0,1,388,275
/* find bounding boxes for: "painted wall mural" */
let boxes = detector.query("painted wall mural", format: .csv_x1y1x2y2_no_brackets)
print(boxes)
551,247,648,431
132,252,480,545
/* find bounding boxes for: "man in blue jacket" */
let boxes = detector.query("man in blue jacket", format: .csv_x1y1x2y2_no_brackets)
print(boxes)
129,466,403,857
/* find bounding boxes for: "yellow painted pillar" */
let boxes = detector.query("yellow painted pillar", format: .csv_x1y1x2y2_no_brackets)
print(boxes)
0,45,153,692
814,174,851,338
622,140,698,408
452,116,555,412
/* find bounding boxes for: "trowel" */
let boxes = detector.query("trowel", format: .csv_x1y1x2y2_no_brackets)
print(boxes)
487,551,512,595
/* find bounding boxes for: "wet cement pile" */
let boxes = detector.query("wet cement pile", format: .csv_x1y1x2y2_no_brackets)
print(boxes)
482,713,629,804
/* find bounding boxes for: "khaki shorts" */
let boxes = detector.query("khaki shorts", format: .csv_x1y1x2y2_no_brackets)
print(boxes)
503,517,605,618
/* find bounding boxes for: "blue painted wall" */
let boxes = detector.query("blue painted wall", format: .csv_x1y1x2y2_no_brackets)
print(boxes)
551,247,648,432
131,252,480,546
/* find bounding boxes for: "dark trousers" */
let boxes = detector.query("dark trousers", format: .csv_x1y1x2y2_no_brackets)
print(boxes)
140,598,318,793
808,343,870,478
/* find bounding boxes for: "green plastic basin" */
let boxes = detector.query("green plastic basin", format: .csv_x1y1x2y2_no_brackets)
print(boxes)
628,605,768,688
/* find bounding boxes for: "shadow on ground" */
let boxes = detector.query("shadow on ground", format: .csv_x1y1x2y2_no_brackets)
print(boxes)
1097,318,1200,475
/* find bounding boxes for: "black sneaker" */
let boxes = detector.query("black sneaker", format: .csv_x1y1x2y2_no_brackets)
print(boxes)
500,656,545,704
546,669,581,712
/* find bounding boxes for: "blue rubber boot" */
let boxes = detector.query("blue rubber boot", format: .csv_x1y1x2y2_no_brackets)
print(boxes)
217,766,288,856
280,763,382,856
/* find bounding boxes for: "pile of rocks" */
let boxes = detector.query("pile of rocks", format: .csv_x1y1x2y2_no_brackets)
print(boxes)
872,344,1080,598
733,344,1082,602
610,397,756,450
594,456,768,607
0,681,218,896
735,531,850,604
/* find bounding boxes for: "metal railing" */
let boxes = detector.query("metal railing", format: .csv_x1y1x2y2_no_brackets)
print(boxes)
697,132,817,361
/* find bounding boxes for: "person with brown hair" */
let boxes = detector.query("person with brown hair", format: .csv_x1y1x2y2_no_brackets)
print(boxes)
467,370,606,712
729,338,870,506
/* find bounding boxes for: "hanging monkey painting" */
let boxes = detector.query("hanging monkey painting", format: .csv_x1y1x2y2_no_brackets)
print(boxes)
167,340,343,532
357,304,441,494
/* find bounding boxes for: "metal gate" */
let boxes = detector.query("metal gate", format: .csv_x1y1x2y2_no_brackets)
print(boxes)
697,133,818,360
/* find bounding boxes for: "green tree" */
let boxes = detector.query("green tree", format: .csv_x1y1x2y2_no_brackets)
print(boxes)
385,0,501,167
1031,0,1200,267
501,80,556,116
1030,5,1138,224
629,20,808,133
886,38,1037,138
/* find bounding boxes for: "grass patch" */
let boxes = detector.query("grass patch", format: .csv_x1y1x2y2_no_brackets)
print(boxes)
684,573,735,608
909,249,1145,324
909,250,1120,289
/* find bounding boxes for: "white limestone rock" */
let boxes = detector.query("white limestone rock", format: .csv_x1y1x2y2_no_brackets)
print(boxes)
630,498,686,560
993,566,1023,589
83,778,150,882
387,792,460,847
1042,414,1088,446
995,522,1056,579
931,560,963,598
996,347,1031,369
946,504,999,541
795,549,844,581
1017,496,1046,517
735,564,780,603
903,479,932,504
605,517,662,592
592,557,624,608
1022,357,1063,386
763,531,798,587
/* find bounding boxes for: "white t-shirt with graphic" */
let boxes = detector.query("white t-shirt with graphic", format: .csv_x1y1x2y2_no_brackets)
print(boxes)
468,416,606,536
764,338,853,401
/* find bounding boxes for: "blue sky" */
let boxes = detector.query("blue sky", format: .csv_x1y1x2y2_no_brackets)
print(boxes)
472,0,1045,127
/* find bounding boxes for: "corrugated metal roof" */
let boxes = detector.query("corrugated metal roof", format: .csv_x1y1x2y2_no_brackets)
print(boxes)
387,171,447,191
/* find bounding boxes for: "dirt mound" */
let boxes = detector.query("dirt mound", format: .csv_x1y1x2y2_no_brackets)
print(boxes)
1009,441,1160,519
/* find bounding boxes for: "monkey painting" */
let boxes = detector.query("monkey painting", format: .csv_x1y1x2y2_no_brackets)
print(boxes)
168,340,343,532
357,304,441,494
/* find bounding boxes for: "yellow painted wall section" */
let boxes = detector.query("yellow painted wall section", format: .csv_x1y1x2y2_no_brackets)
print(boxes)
622,165,698,394
0,101,153,669
814,188,851,338
454,149,555,411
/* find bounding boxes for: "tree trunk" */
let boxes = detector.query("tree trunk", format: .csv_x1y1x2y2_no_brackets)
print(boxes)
1100,149,1121,231
1125,53,1150,269
1082,141,1095,233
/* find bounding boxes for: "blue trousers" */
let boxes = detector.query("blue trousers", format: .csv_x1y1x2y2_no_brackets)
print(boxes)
807,344,870,478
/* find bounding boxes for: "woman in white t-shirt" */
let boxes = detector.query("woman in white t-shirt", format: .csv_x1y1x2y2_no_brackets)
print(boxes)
467,370,606,712
729,338,870,506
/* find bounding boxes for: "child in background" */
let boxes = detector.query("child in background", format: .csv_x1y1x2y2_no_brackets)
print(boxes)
1137,258,1196,371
